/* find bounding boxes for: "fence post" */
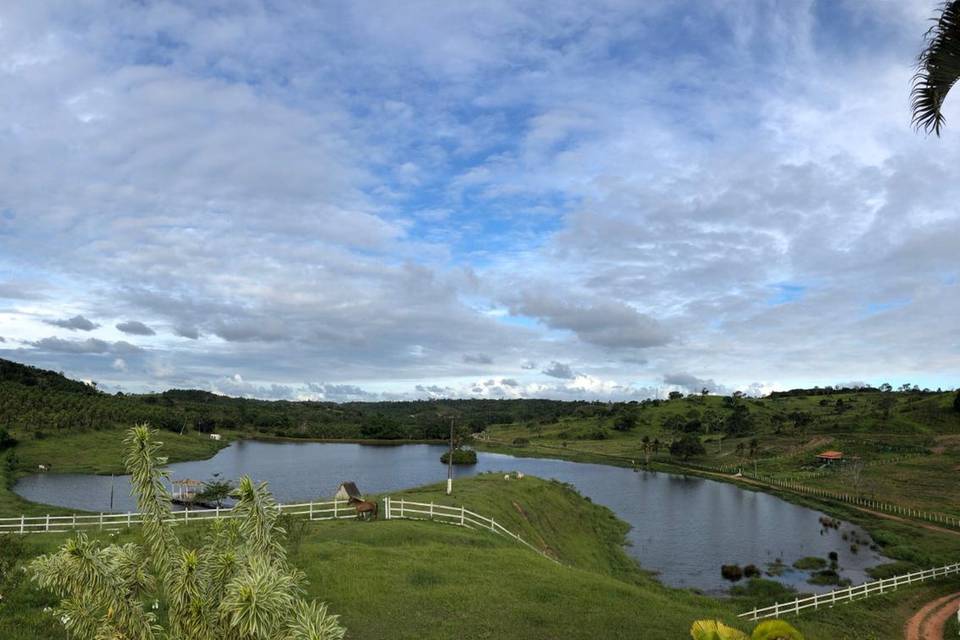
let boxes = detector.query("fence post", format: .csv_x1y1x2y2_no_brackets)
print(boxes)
99,513,103,530
72,514,76,530
430,502,434,519
216,505,221,520
332,500,336,520
460,505,465,526
45,514,50,532
20,514,25,534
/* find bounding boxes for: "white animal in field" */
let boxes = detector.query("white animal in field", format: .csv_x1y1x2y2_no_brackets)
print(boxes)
504,474,511,480
516,472,524,479
38,464,48,472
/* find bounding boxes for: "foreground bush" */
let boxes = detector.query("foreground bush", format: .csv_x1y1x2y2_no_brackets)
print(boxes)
691,619,803,639
30,425,345,640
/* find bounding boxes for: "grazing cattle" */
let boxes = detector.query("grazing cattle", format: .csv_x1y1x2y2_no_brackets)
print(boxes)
38,464,48,472
504,474,511,480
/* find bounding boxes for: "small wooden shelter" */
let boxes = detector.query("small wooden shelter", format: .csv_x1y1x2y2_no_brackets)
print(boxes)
816,450,844,464
171,479,204,502
335,481,362,503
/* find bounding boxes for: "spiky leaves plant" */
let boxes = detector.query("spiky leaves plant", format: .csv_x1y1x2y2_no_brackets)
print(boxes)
31,424,346,640
912,0,960,135
690,619,804,640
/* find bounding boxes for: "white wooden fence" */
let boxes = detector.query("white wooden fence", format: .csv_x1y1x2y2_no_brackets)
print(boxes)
738,561,960,621
0,497,557,564
382,497,558,563
0,499,359,534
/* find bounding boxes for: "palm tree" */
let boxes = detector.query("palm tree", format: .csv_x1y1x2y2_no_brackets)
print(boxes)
912,1,960,135
690,619,803,640
31,425,346,640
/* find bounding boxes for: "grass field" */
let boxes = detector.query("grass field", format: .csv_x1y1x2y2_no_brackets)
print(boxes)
4,472,955,640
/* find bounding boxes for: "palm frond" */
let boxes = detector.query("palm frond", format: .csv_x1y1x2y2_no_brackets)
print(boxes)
912,0,960,135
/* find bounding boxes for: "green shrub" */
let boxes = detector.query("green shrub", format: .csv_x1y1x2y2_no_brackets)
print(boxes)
512,437,530,446
721,564,743,581
440,448,478,464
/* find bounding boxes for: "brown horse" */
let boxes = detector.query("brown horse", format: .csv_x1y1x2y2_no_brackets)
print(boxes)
350,498,378,520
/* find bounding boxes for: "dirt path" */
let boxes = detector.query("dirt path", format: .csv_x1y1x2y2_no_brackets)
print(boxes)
904,592,960,640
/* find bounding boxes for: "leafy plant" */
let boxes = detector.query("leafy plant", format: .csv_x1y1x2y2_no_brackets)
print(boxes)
912,0,960,135
690,619,803,640
30,425,345,640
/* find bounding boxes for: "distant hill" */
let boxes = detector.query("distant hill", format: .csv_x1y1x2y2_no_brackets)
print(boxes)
0,357,593,440
0,358,98,395
0,357,956,444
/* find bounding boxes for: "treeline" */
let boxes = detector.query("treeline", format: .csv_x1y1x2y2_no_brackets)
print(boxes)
0,359,607,440
1,358,957,443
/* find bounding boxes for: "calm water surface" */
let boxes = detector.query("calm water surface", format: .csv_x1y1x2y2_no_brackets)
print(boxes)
14,441,887,594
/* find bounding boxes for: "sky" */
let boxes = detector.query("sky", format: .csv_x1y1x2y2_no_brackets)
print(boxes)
1,0,958,401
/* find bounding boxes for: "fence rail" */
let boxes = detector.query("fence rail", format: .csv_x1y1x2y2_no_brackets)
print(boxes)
0,500,359,534
382,497,557,563
676,460,960,530
739,562,960,621
0,497,557,565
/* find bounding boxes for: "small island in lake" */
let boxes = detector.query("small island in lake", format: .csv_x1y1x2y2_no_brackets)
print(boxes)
440,448,478,465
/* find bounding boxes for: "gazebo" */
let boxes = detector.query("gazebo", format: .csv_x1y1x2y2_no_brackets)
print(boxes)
171,479,204,502
816,450,844,464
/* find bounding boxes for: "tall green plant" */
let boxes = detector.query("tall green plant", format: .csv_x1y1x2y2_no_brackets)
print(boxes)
690,619,803,640
30,425,345,640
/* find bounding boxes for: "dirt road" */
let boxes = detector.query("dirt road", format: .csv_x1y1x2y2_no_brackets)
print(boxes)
904,592,960,640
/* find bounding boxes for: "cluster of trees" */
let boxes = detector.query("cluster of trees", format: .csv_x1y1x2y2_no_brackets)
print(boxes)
0,358,603,441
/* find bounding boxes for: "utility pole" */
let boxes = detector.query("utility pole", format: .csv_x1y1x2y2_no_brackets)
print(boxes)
447,417,454,495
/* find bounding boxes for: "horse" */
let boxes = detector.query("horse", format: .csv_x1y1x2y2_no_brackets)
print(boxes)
350,498,378,521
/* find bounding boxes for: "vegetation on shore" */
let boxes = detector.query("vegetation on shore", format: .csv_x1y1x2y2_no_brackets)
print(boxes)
3,358,960,638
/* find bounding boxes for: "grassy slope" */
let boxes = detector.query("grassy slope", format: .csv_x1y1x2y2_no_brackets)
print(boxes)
1,474,734,640
3,473,958,640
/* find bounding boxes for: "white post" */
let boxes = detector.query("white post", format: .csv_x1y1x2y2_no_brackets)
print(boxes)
384,497,390,520
430,502,434,519
460,505,465,526
333,500,337,519
128,512,132,527
216,506,221,520
45,514,50,532
20,515,25,534
99,513,103,530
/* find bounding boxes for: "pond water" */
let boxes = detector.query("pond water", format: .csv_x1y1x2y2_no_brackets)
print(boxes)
14,440,888,594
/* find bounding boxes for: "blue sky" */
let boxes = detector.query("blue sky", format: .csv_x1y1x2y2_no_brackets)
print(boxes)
0,0,958,400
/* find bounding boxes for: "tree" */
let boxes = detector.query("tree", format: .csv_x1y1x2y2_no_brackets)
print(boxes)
954,389,960,413
641,435,652,465
0,426,15,450
613,414,637,432
877,393,896,421
912,1,960,135
668,391,684,400
30,425,345,640
197,476,235,508
670,435,706,461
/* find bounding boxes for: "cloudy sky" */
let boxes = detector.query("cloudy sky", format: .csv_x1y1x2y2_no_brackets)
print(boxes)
1,1,958,401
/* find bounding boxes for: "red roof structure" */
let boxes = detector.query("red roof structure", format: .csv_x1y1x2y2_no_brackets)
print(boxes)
816,450,844,461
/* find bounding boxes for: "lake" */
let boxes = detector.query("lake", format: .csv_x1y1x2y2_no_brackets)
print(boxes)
13,440,888,594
